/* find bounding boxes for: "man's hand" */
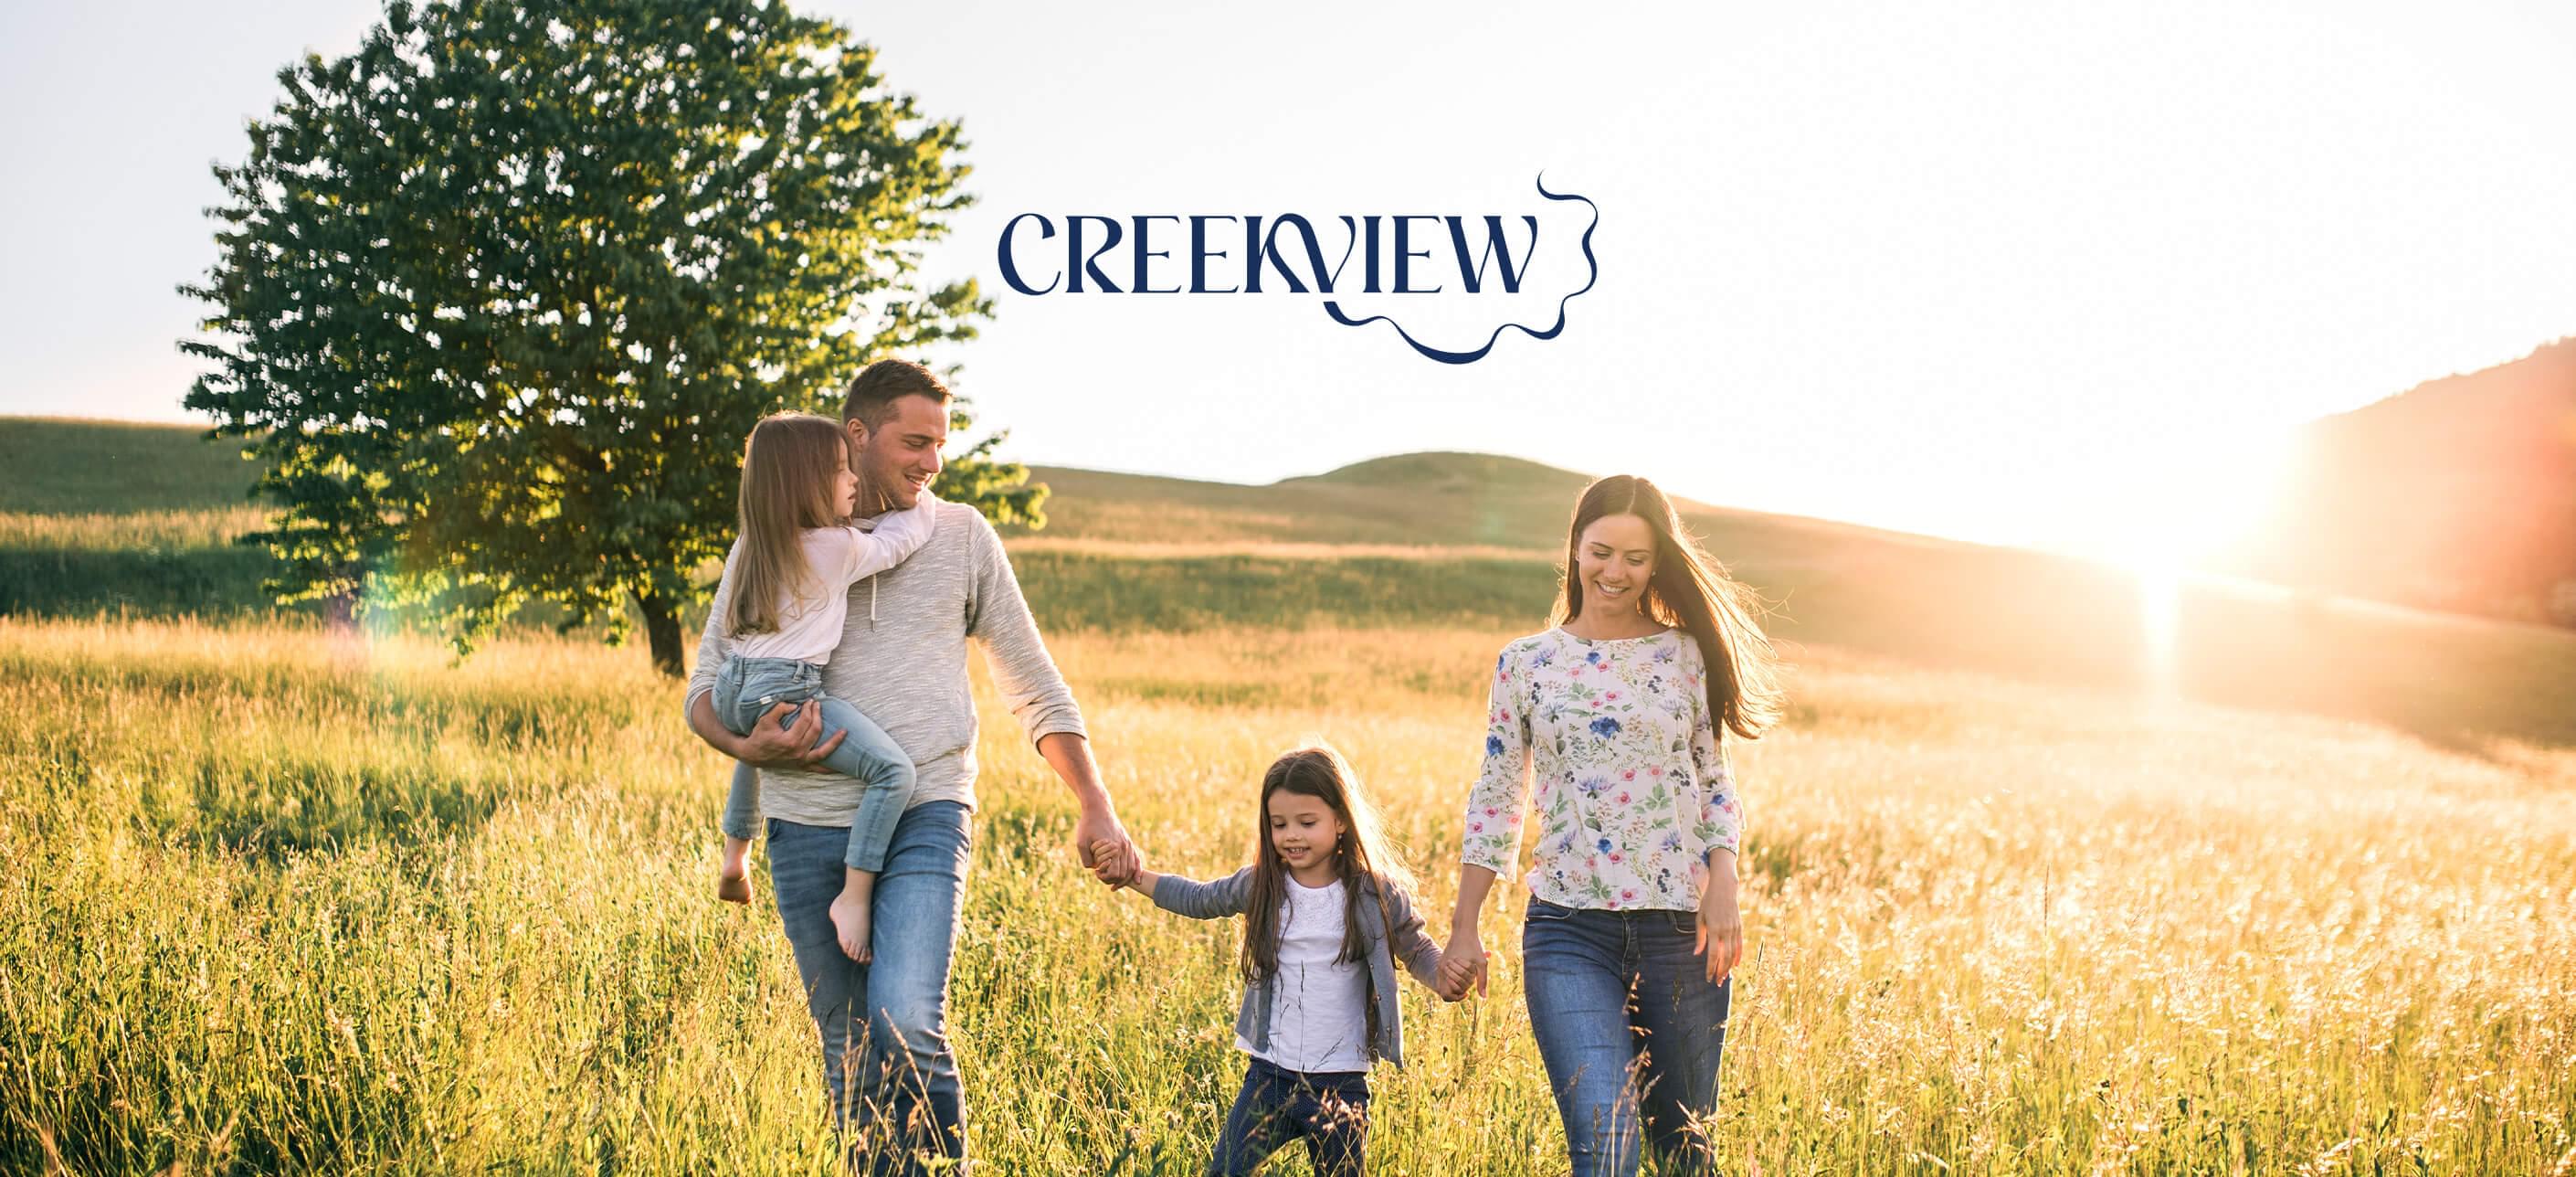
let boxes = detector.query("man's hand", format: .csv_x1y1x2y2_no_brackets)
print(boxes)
1093,839,1162,896
737,700,847,770
1075,809,1138,887
1034,734,1133,887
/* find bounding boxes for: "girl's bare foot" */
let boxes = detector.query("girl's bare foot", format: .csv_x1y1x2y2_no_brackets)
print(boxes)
718,835,755,904
829,888,872,962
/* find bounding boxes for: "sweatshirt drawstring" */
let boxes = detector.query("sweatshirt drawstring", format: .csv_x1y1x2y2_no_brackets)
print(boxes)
869,577,877,624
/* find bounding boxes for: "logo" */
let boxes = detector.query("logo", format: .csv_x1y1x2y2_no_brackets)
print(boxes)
996,174,1598,365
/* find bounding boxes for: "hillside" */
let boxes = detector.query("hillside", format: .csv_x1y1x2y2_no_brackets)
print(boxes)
1015,452,1940,576
8,417,2575,751
2218,337,2576,624
0,417,258,514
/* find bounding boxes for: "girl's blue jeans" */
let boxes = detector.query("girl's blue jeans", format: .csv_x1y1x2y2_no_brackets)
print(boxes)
713,654,914,873
1522,896,1732,1177
1208,1055,1369,1177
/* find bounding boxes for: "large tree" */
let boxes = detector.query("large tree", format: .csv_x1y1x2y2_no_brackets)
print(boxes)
184,0,1041,675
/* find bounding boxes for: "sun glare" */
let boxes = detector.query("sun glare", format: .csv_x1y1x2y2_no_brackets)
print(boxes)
2068,431,2296,695
2082,431,2296,578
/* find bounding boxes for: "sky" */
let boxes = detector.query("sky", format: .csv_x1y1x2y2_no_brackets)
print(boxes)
5,1,2574,553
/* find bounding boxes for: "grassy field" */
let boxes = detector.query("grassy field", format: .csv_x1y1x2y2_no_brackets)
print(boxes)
5,418,2575,1173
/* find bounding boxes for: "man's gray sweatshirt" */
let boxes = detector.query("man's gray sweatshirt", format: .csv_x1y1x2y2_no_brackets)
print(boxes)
683,500,1085,824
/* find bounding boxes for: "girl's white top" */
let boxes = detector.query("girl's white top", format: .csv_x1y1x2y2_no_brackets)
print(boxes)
1240,876,1372,1074
726,495,939,663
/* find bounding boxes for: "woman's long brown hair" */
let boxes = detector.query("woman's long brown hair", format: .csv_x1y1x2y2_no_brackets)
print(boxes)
1240,745,1420,989
725,413,850,637
1556,474,1785,740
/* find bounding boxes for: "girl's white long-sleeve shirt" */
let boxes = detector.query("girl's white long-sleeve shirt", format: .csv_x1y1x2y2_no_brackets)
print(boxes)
725,496,938,663
682,498,1088,821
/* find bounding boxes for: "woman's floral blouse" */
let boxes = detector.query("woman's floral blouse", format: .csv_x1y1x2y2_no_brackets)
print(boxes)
1460,627,1744,911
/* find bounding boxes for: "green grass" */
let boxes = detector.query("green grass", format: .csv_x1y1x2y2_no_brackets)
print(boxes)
0,419,257,514
0,419,278,621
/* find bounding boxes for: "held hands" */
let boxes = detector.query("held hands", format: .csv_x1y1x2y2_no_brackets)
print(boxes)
1438,926,1490,1002
1077,811,1140,888
1695,869,1745,984
738,700,847,770
1091,839,1168,899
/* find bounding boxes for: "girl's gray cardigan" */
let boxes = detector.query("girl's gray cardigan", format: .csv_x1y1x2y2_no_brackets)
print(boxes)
1151,867,1446,1069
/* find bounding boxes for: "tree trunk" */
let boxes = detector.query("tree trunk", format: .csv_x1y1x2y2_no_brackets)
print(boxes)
319,562,362,635
636,588,686,678
320,588,359,635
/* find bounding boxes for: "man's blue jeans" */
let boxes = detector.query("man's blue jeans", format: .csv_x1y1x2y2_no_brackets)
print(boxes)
769,803,970,1174
1522,897,1732,1177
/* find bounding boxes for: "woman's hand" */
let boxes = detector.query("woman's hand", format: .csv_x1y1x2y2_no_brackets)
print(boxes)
1441,924,1489,998
1694,866,1744,984
1445,864,1498,1000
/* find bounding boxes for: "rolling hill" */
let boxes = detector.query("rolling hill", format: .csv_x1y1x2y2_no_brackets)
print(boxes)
6,416,2572,755
2218,336,2576,625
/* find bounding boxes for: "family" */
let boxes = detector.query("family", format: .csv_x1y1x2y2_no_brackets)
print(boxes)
681,359,1785,1176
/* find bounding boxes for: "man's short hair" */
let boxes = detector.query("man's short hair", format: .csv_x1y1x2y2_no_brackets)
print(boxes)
841,359,954,429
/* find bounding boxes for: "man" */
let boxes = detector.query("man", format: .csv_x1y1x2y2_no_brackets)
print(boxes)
684,358,1139,1172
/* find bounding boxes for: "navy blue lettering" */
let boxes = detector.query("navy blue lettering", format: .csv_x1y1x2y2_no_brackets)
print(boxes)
1394,215,1442,293
1243,216,1266,293
998,213,1060,295
1261,216,1337,294
1068,216,1124,293
1188,216,1239,293
1361,216,1382,293
1132,215,1181,294
1449,215,1537,293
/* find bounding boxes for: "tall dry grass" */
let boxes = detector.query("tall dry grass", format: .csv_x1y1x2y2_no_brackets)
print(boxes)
3,616,2571,1173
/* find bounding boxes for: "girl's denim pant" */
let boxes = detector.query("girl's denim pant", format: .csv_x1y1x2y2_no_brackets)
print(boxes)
713,654,914,872
770,805,971,1175
1208,1055,1370,1177
1522,897,1732,1177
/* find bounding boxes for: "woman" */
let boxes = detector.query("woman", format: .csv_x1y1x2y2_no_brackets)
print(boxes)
1443,474,1783,1176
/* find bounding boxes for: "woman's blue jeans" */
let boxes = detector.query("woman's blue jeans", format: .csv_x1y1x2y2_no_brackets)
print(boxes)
1522,897,1732,1176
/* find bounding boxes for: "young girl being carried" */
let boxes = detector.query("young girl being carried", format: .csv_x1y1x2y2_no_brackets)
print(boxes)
710,411,937,962
1113,744,1460,1177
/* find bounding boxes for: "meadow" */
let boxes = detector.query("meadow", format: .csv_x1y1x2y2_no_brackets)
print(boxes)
3,419,2574,1174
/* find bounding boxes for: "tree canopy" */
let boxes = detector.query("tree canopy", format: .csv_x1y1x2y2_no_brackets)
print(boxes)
184,0,1040,674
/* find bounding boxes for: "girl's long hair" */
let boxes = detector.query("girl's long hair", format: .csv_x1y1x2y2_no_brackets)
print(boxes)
1240,744,1419,991
1557,474,1785,740
726,413,850,637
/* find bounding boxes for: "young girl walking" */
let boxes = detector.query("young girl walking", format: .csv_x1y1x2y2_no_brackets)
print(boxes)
709,411,937,962
1114,744,1457,1177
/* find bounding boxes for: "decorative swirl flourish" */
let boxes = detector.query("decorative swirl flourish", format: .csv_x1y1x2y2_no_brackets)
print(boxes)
1319,173,1599,365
